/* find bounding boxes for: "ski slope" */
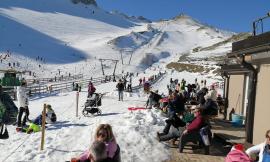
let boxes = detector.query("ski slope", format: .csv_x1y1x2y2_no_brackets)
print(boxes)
0,0,234,79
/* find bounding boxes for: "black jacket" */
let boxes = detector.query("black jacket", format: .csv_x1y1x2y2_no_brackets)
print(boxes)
116,82,124,91
165,113,186,128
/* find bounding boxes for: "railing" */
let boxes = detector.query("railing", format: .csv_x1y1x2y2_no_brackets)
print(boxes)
3,74,122,99
252,12,270,36
26,74,84,85
131,72,166,91
27,74,122,95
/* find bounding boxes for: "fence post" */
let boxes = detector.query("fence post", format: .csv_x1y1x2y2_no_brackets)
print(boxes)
76,91,79,117
40,104,46,151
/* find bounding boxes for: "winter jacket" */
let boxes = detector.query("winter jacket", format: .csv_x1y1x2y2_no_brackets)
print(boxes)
88,84,96,94
166,113,186,128
79,140,118,161
23,123,40,133
17,86,28,108
246,141,268,162
46,109,57,124
106,140,118,158
226,148,252,162
149,92,162,103
168,94,185,113
205,89,217,101
187,115,204,133
116,83,124,91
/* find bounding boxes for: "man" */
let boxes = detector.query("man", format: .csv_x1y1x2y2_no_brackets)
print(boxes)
203,85,218,116
179,105,205,153
157,105,200,145
17,81,29,128
157,113,186,144
116,80,124,101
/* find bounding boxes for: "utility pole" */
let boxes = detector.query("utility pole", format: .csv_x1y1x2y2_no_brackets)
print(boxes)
128,52,133,65
120,50,123,65
113,60,118,77
99,59,105,75
99,59,119,76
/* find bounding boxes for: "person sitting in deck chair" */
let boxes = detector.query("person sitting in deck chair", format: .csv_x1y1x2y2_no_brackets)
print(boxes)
179,105,207,153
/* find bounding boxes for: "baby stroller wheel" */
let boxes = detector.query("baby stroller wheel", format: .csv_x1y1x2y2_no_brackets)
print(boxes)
97,109,102,115
82,108,89,117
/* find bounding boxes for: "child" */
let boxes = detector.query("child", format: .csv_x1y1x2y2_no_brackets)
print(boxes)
33,104,56,125
78,124,118,161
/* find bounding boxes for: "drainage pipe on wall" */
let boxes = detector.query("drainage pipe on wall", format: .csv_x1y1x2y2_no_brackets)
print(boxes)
241,56,258,144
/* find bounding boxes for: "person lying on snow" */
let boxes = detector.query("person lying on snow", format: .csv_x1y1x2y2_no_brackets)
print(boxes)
16,122,40,134
33,104,57,125
75,124,120,162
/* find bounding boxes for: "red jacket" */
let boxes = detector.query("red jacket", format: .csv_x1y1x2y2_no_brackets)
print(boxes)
187,115,204,133
88,84,96,93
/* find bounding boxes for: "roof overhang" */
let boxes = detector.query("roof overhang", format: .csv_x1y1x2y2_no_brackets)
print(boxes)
221,64,250,75
227,31,270,58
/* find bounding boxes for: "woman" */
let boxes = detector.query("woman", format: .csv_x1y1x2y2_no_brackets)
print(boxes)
246,130,270,162
78,124,119,162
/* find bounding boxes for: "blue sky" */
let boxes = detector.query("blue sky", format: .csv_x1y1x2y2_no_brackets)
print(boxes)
96,0,270,33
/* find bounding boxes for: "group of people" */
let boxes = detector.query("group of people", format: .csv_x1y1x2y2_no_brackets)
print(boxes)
144,77,222,154
0,80,57,133
73,124,120,162
16,81,57,133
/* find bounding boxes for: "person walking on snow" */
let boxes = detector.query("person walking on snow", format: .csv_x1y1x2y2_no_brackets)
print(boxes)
87,82,96,98
116,79,124,101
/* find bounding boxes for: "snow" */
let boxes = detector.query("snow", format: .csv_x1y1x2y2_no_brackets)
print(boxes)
0,82,170,162
0,0,230,161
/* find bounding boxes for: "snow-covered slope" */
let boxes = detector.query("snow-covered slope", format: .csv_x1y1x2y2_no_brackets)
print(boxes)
0,0,237,79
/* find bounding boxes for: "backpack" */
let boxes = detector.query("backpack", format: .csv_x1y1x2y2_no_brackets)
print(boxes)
0,93,18,124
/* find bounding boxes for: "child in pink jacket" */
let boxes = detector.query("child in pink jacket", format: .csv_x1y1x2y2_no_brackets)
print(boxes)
78,124,118,161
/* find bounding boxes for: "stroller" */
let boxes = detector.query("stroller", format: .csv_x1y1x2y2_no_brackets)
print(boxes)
82,93,102,117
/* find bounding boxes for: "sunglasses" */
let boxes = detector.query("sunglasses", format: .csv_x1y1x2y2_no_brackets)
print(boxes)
98,131,107,138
